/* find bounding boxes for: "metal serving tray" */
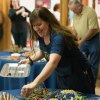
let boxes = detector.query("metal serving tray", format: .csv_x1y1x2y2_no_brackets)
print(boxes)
0,63,30,78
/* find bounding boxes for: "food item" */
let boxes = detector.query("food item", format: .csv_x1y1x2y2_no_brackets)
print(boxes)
49,89,85,100
25,87,52,100
22,51,33,57
7,45,23,53
8,56,20,60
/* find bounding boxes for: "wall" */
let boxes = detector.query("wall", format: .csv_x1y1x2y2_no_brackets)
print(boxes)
95,0,100,27
0,0,11,50
20,0,35,11
88,0,100,27
19,0,60,12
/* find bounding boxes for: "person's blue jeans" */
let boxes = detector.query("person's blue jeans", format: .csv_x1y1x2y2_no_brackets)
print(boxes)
80,33,100,82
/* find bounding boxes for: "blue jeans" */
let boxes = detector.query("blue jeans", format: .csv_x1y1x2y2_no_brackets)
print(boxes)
80,33,100,82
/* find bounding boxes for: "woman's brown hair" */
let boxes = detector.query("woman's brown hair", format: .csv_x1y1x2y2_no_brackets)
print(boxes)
29,7,76,49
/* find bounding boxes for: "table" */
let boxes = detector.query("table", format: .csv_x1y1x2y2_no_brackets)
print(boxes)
0,51,57,91
2,89,100,100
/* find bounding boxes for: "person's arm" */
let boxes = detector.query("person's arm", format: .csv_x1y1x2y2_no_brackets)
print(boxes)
21,35,64,97
8,7,24,20
16,7,25,15
18,50,44,65
21,53,61,97
8,9,16,20
78,29,99,47
21,7,31,17
78,9,99,47
32,53,61,86
71,29,78,41
30,50,44,62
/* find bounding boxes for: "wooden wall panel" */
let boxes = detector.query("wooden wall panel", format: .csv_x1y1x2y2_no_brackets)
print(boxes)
60,0,69,26
0,0,11,51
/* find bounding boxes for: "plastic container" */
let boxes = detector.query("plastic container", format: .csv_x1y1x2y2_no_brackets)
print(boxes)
0,63,30,78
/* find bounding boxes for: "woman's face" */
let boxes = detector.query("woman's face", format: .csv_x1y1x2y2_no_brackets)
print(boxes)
33,17,49,38
11,0,19,7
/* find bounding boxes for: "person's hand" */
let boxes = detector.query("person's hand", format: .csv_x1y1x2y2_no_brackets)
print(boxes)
21,12,26,17
18,58,30,65
16,7,25,15
77,39,84,48
21,7,25,12
20,82,36,97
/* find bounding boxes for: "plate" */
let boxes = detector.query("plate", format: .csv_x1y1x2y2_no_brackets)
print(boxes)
11,53,21,56
0,56,25,61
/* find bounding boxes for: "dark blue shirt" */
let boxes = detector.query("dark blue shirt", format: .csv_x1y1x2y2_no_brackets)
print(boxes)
39,33,92,77
38,32,95,93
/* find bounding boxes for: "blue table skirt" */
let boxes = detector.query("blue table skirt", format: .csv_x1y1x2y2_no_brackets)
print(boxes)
0,51,57,91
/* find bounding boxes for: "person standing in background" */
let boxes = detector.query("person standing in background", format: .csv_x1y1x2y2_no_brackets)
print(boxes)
53,3,60,21
68,0,100,83
9,0,31,48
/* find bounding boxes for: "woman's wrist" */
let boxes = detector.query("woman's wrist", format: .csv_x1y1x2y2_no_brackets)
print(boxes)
28,57,33,65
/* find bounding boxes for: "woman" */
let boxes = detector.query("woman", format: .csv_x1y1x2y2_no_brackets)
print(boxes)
9,0,31,48
19,7,95,97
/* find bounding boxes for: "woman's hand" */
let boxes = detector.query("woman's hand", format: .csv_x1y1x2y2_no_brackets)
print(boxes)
16,7,25,15
21,7,25,13
21,82,36,97
21,12,26,17
18,58,30,65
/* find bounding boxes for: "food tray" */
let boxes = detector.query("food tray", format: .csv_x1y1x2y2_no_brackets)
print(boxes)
0,92,19,100
0,63,30,78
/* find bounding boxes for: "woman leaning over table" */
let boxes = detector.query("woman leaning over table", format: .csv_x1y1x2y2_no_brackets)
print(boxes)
18,7,95,97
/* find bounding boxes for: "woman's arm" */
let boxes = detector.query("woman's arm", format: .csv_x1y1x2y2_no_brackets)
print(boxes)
8,9,16,20
33,53,61,85
8,7,24,20
21,53,61,97
18,50,44,65
30,50,44,62
16,7,25,15
21,7,31,17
